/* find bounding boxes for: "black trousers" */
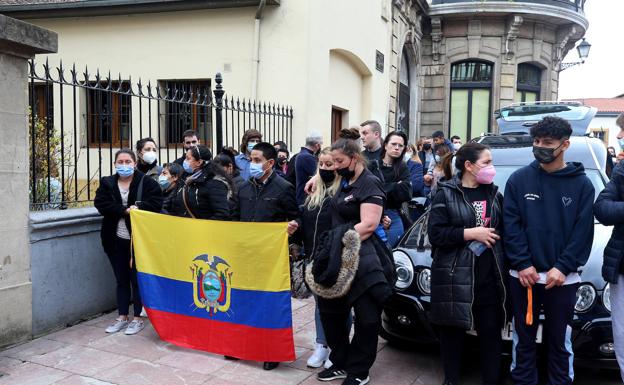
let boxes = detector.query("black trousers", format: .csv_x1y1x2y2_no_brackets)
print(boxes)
319,291,383,378
509,277,578,385
437,304,503,385
107,236,142,316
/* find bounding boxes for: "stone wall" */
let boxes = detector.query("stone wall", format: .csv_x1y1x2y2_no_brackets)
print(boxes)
0,14,57,348
29,208,116,336
419,16,567,136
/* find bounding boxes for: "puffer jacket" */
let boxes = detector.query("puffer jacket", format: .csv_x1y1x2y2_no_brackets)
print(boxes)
595,163,624,283
427,176,506,330
169,163,231,220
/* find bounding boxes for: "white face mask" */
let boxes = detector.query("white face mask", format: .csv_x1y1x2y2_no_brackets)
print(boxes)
142,151,157,164
452,142,462,151
403,152,412,162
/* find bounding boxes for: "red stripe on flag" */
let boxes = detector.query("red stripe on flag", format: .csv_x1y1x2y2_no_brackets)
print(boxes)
146,307,296,362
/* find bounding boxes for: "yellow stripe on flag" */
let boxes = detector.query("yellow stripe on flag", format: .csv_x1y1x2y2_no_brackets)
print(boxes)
130,210,290,292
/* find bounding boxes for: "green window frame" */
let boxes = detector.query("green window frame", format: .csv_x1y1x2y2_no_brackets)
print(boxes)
449,61,493,140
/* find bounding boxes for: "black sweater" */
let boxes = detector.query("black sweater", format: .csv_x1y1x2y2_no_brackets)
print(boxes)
94,171,163,255
379,162,412,210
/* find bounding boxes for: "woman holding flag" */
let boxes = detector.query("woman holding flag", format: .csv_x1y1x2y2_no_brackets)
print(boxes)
94,149,163,335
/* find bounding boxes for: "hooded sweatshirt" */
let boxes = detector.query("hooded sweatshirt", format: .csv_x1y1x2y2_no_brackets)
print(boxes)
503,160,595,276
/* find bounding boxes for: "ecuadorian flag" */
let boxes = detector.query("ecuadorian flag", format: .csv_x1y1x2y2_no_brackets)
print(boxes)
130,210,295,362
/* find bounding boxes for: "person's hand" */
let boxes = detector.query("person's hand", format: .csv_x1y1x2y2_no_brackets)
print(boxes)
287,220,299,235
125,205,138,215
304,177,318,195
518,266,540,287
423,174,433,186
465,227,499,247
382,215,392,230
545,267,565,289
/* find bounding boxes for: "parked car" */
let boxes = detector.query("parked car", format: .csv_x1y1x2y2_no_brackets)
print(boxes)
381,102,616,368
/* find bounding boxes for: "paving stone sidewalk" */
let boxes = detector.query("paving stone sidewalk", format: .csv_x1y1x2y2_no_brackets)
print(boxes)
0,298,619,385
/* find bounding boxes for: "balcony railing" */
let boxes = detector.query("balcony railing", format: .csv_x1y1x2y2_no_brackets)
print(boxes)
430,0,586,12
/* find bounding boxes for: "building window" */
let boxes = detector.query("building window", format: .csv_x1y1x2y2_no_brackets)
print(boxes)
397,51,410,137
516,63,542,103
449,61,493,140
86,82,131,147
29,82,54,122
590,128,609,145
162,80,212,147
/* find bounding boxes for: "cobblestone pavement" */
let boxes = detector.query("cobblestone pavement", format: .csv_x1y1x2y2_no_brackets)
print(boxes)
0,298,619,385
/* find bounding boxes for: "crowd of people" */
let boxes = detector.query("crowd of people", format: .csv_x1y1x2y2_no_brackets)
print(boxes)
93,112,624,385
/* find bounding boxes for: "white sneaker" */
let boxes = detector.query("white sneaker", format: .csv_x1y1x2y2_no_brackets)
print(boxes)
307,343,330,368
140,307,147,317
124,319,145,335
324,358,332,369
105,318,129,333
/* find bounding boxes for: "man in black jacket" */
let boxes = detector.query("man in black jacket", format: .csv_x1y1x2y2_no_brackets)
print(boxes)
595,112,624,381
173,129,200,167
234,142,299,370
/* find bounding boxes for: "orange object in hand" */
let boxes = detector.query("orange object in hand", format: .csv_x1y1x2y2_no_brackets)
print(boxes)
525,286,533,326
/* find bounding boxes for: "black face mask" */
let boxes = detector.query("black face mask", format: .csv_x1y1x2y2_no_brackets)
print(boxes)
319,169,336,184
533,142,564,164
277,157,287,166
423,143,432,151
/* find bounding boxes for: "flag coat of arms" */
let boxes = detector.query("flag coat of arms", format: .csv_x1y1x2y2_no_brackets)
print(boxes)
130,210,295,362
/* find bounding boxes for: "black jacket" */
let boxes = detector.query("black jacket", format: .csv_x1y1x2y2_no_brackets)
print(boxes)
380,162,412,210
427,176,506,330
162,182,183,214
595,163,624,283
94,171,163,255
169,163,231,220
236,172,298,223
298,195,333,258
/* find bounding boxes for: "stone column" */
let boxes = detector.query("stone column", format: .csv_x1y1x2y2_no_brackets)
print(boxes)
0,14,57,348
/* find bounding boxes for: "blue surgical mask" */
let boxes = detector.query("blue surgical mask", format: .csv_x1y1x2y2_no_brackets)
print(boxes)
183,160,194,174
249,162,266,180
158,175,171,190
618,138,624,151
116,165,134,178
247,142,257,154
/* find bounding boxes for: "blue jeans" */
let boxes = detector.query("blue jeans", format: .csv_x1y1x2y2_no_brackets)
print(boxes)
385,209,404,248
314,296,352,345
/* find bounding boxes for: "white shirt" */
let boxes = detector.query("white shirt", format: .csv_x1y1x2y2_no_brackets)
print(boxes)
509,269,581,285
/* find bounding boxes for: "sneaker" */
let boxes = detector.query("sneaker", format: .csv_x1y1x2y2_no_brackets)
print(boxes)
105,318,128,333
124,319,145,335
307,343,330,368
342,375,370,385
140,307,147,317
317,367,347,381
324,358,333,369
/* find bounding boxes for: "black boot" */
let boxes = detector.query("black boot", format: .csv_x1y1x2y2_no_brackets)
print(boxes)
263,361,279,370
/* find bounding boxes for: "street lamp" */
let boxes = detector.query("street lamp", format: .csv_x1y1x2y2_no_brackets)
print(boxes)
559,38,591,71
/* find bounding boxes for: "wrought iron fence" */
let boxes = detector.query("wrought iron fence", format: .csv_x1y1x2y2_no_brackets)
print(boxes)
28,59,293,210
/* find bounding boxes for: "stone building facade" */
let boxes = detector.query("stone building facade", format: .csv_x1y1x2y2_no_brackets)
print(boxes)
386,0,589,141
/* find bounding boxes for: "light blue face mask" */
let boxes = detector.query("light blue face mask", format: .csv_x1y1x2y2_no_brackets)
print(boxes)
618,138,624,151
182,160,194,174
116,165,134,177
158,175,171,190
249,162,265,180
247,142,258,154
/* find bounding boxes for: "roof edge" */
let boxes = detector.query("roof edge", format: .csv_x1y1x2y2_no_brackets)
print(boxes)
0,0,280,19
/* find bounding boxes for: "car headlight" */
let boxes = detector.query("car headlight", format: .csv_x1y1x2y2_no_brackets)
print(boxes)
575,284,596,313
417,268,431,295
393,251,413,290
603,283,611,313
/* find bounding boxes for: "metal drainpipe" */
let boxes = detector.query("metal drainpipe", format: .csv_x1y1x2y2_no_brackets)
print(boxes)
251,0,266,100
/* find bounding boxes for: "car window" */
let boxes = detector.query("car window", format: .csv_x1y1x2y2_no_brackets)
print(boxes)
499,105,592,122
493,166,605,201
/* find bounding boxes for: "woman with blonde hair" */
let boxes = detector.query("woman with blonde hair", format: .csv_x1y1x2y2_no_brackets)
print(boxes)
289,147,342,368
